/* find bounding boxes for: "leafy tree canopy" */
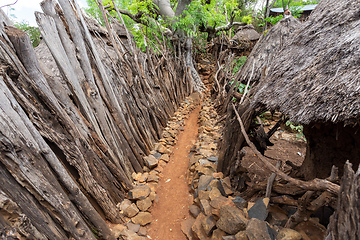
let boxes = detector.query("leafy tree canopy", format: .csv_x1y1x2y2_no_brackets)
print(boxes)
15,21,41,47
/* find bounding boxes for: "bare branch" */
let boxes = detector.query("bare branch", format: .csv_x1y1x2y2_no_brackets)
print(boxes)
231,103,340,195
0,0,18,9
215,22,246,33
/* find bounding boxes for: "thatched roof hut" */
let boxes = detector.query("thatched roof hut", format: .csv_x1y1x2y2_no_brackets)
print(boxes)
252,0,360,179
217,16,300,174
232,24,260,42
234,16,300,86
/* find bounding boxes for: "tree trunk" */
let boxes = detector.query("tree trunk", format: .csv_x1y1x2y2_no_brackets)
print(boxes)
326,161,360,240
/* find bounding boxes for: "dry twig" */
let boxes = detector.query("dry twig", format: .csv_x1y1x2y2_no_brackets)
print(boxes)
232,103,340,194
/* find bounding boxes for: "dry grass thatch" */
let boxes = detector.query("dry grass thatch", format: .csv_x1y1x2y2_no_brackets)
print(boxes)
234,16,300,86
252,0,360,125
232,24,260,42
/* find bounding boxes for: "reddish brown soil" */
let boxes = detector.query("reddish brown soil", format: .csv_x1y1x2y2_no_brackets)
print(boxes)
147,106,201,240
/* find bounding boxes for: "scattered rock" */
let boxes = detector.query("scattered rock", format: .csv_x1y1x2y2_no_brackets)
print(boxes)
124,203,140,218
181,218,196,240
210,196,236,210
276,228,302,240
211,229,226,240
147,174,159,183
202,215,217,236
139,173,149,183
192,213,211,240
198,190,210,200
235,231,248,240
190,204,201,218
245,218,273,240
152,152,162,160
136,197,152,211
212,172,223,179
216,205,248,235
159,154,170,162
209,188,222,201
149,191,157,201
267,205,288,227
131,212,152,226
155,143,167,154
198,175,215,191
218,177,234,196
126,222,140,233
207,156,218,162
294,220,326,240
128,185,151,200
119,199,132,211
144,155,159,169
248,198,269,221
232,196,247,209
138,227,147,236
222,236,236,240
120,229,145,240
111,224,127,238
200,199,213,216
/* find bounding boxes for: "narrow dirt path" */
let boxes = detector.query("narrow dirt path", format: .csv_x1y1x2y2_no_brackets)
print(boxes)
147,106,201,240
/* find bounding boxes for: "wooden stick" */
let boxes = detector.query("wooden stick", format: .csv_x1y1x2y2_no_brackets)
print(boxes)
265,161,281,198
232,103,340,194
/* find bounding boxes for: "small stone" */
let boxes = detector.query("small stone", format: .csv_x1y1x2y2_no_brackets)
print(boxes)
159,160,167,167
276,228,302,240
139,172,149,183
210,196,236,210
211,229,226,240
147,174,159,183
111,224,127,238
232,196,247,209
189,204,201,218
267,205,288,227
294,220,326,240
124,203,140,218
126,222,140,233
192,213,211,240
136,197,152,211
198,175,215,191
159,154,170,163
119,199,132,211
128,185,151,200
245,218,272,240
149,192,157,201
133,172,142,181
138,227,147,236
209,187,222,201
152,152,162,159
202,215,217,236
216,205,248,235
121,229,147,240
235,231,248,240
200,199,212,216
155,143,167,154
144,155,158,169
218,178,233,196
222,236,236,240
198,190,210,200
213,172,224,179
131,212,152,226
196,165,216,176
199,159,213,165
207,156,218,162
181,218,196,240
248,198,269,221
143,166,150,172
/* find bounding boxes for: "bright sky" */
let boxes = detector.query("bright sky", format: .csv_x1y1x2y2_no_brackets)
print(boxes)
1,0,89,26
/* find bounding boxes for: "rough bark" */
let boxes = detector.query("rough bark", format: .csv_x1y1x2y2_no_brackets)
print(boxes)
0,0,193,238
326,161,360,240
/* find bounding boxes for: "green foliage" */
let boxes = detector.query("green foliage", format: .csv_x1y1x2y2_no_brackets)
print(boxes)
241,15,253,25
15,21,41,47
232,56,247,74
264,14,283,25
173,0,241,37
285,120,306,140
